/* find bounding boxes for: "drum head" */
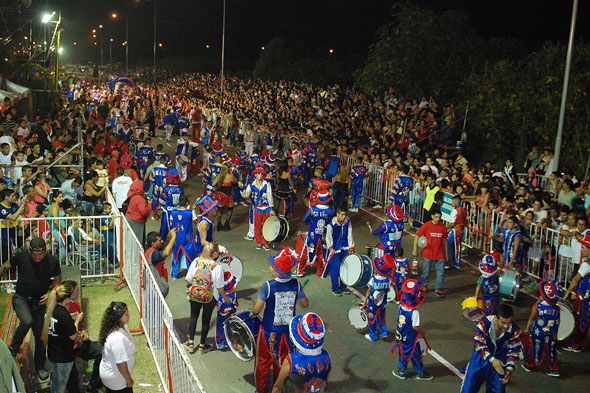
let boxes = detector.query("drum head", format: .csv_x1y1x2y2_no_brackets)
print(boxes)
262,216,280,242
224,313,258,361
340,254,363,286
557,301,575,341
347,306,368,329
387,287,397,303
276,216,290,243
218,253,243,282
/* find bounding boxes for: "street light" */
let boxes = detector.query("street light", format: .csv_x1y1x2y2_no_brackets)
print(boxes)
41,12,55,24
42,11,61,90
111,12,128,72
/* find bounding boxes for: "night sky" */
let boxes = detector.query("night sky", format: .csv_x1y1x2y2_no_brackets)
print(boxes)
14,0,590,69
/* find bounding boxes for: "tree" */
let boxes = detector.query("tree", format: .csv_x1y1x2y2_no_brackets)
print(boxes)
356,2,482,101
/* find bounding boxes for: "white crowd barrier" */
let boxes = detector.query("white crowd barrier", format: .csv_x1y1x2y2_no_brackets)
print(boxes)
335,154,580,289
107,191,206,393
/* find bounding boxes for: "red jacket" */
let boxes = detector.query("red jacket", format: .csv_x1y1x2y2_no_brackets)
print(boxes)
125,180,151,223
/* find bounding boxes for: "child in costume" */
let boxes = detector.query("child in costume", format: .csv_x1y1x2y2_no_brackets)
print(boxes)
393,247,409,303
391,279,433,381
215,271,239,349
474,254,500,317
363,254,396,342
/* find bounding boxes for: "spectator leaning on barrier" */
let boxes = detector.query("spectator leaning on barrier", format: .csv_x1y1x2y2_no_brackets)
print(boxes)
413,208,448,298
0,237,61,381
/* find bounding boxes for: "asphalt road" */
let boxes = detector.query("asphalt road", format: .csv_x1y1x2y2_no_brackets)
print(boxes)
144,135,590,393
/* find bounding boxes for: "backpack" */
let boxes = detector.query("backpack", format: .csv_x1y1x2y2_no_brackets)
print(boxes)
121,194,138,215
188,258,219,303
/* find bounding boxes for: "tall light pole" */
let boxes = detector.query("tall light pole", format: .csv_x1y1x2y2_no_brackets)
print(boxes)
553,0,579,172
153,0,157,81
109,37,114,65
42,11,61,90
99,24,104,66
220,0,226,96
111,12,128,72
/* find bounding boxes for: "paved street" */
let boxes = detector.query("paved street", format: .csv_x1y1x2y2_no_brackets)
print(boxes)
144,137,590,393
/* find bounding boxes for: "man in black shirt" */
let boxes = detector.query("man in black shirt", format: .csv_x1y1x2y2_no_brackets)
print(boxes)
0,237,61,380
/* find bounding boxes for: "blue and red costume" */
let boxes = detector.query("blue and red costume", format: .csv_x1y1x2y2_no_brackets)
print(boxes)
169,209,196,278
350,164,367,210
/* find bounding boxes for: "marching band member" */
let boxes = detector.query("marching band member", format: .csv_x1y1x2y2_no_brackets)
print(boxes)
490,215,523,270
194,195,218,257
522,280,562,377
162,108,175,142
391,279,432,381
158,169,184,240
252,248,309,393
461,304,522,393
148,156,168,220
240,163,275,251
297,191,333,277
325,208,354,296
153,143,171,167
176,132,198,184
215,272,238,349
393,247,409,303
563,232,590,352
272,313,331,393
307,166,330,208
363,254,395,342
349,162,367,213
474,255,500,317
447,195,467,269
371,205,405,259
389,164,414,211
169,195,196,279
137,137,155,180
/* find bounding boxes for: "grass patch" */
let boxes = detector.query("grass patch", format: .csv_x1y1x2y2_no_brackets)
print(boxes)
80,280,163,392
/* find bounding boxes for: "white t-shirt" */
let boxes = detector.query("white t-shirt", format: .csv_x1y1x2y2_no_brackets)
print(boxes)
111,176,133,208
99,325,136,390
17,127,30,139
401,305,420,326
186,258,224,300
578,260,590,278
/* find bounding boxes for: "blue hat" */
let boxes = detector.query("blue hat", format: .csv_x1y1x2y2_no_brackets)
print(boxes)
289,313,325,356
387,205,406,222
372,254,395,277
318,191,332,204
479,254,497,278
269,248,297,279
196,195,218,216
223,271,237,293
539,280,563,306
400,279,426,310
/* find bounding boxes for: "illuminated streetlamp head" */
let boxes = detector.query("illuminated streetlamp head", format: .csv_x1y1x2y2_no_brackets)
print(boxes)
41,12,55,24
111,12,118,19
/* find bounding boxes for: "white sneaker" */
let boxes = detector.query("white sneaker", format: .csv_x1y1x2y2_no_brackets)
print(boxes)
3,283,14,293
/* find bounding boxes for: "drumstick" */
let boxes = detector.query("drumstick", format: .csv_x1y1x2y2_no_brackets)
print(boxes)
301,279,310,288
366,220,373,233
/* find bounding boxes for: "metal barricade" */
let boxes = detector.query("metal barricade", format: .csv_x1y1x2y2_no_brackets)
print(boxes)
363,163,386,207
406,181,426,223
0,214,121,283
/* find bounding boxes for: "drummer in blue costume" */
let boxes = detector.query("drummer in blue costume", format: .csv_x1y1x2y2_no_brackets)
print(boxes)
158,169,184,240
362,254,395,342
370,205,405,259
170,195,197,279
522,280,562,377
475,255,500,317
490,216,522,270
215,271,239,349
195,195,218,257
252,248,309,393
272,313,331,393
325,208,355,296
391,279,433,381
297,191,333,277
349,162,367,213
460,304,522,393
389,165,414,210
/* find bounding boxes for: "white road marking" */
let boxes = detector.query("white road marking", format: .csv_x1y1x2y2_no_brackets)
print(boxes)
166,142,171,147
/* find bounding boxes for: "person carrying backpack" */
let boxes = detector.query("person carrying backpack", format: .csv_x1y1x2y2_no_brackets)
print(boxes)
184,242,231,354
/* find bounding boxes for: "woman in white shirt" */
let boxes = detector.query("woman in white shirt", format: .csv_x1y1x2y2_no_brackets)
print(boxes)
99,302,136,393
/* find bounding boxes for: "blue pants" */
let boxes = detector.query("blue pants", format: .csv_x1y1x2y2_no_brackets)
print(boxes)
367,300,387,340
395,340,424,374
351,184,363,209
160,210,172,240
421,258,445,292
216,312,231,349
328,251,348,292
461,354,505,393
448,229,463,267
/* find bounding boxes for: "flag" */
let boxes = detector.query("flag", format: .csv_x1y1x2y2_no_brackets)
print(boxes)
107,74,134,89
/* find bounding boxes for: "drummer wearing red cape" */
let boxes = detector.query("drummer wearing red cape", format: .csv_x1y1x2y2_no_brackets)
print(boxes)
252,248,309,393
522,280,562,377
391,279,433,381
297,191,332,276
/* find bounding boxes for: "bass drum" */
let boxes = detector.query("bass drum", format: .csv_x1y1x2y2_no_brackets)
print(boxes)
499,269,520,302
365,244,383,260
340,254,373,287
262,215,290,244
347,304,368,329
557,300,575,342
217,253,243,283
224,310,262,361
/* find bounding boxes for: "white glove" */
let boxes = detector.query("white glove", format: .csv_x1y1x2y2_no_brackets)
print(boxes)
218,244,227,254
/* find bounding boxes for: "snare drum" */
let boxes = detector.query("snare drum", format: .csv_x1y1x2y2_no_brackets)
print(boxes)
340,254,373,287
461,297,485,322
365,244,382,260
224,310,262,361
499,269,520,302
347,304,368,329
262,215,290,244
387,287,397,304
176,154,189,165
557,300,575,341
217,253,243,282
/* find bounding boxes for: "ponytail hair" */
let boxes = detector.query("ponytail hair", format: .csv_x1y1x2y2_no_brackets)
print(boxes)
42,282,75,347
